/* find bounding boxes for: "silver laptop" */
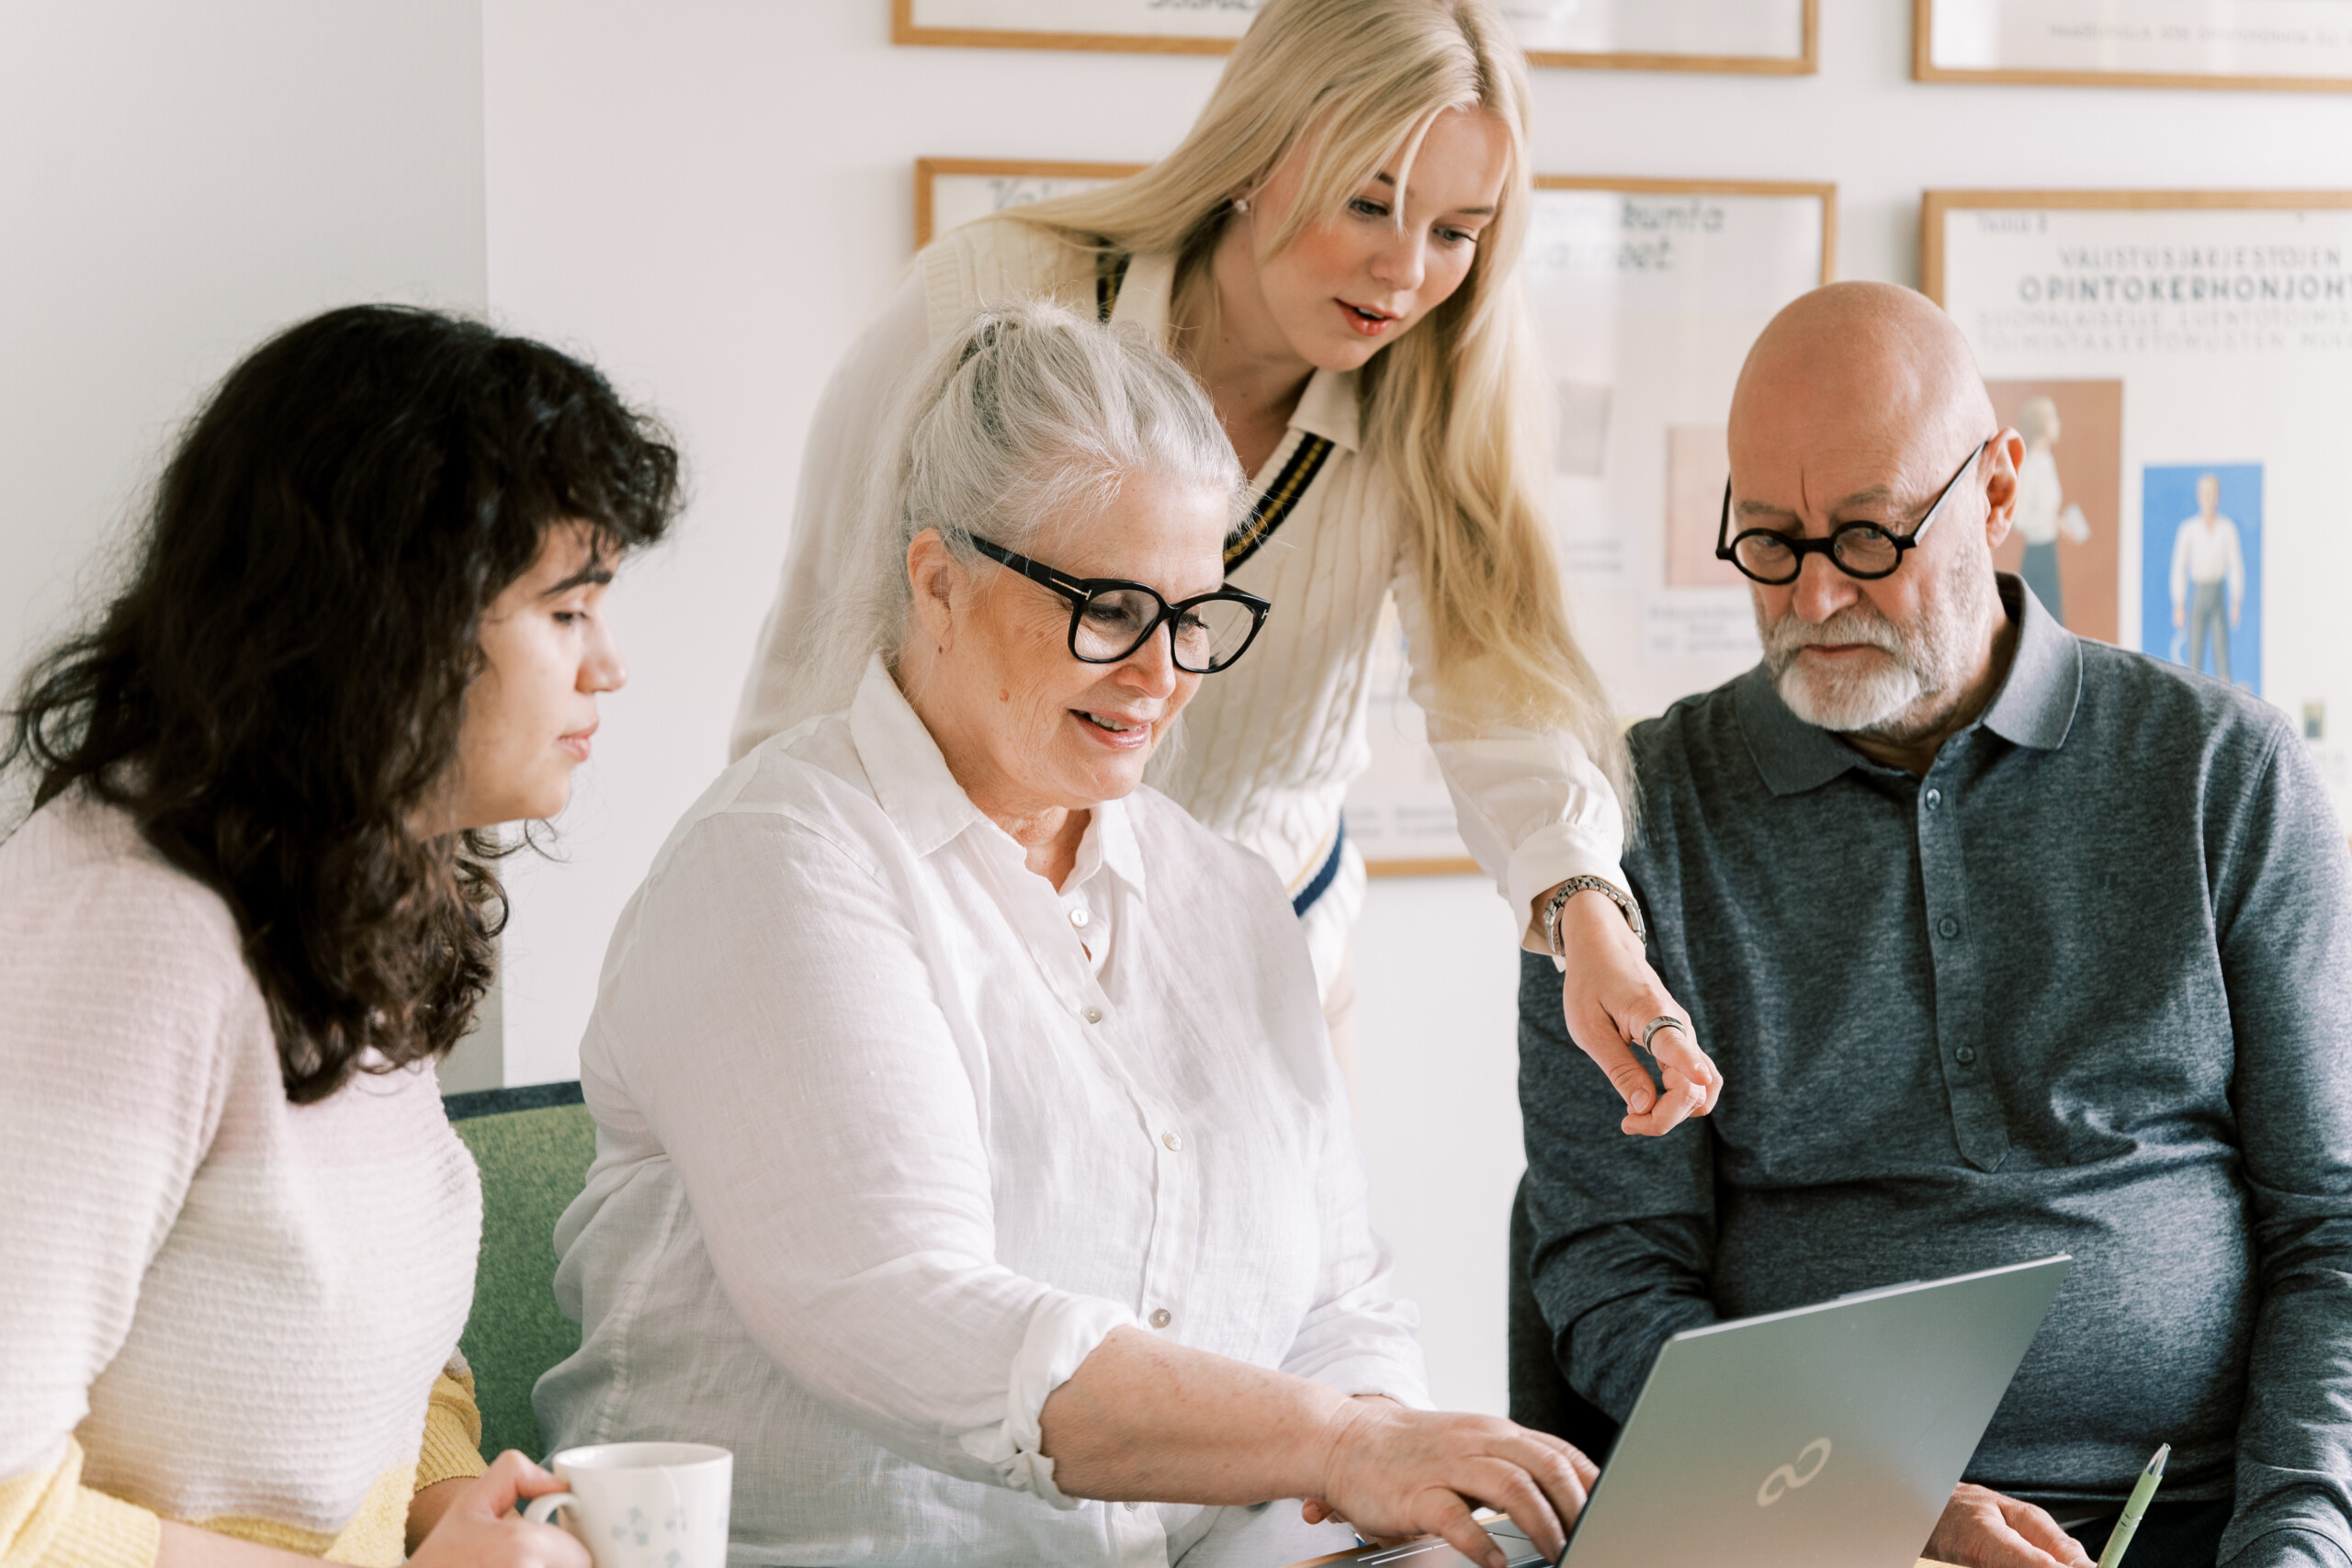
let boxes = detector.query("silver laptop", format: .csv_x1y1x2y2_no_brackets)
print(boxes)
1353,1256,2072,1568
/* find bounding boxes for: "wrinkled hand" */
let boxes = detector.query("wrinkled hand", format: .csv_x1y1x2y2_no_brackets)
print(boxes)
409,1452,591,1568
1551,889,1721,1135
1298,1402,1599,1568
1926,1483,2095,1568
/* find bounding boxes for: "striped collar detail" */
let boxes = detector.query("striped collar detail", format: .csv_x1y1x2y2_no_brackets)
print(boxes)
1225,432,1336,571
1094,247,1132,322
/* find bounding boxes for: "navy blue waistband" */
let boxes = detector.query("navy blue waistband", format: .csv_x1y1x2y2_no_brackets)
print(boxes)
1291,820,1346,919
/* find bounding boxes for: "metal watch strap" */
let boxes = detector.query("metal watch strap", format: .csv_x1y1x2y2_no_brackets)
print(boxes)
1543,874,1646,955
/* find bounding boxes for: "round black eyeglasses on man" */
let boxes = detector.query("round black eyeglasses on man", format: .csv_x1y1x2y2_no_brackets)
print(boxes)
968,533,1272,673
1715,437,1994,586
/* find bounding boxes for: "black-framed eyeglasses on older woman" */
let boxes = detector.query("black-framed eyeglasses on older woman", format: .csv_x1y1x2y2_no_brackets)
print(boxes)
968,533,1272,673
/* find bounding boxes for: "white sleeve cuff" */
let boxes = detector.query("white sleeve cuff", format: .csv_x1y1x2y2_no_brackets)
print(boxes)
956,1293,1138,1508
1506,823,1632,956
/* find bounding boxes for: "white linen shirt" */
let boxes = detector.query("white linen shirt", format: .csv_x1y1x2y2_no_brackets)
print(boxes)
536,659,1428,1567
729,222,1629,988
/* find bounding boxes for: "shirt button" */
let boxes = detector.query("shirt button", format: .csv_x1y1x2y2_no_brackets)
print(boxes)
1925,788,1943,811
1069,908,1091,929
1124,1502,1138,1512
1937,916,1960,939
1148,1308,1172,1328
1081,1006,1103,1024
1162,1131,1183,1151
1955,1045,1979,1066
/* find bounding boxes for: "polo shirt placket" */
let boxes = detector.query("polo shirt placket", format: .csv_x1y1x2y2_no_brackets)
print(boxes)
1916,735,2009,1171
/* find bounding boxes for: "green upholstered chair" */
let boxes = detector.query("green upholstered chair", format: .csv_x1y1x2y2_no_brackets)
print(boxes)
444,1081,595,1461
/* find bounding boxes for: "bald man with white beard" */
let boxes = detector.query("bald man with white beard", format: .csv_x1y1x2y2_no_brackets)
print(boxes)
1519,283,2352,1568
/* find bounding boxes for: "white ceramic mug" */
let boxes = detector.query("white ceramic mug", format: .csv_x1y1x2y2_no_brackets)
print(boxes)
523,1442,732,1568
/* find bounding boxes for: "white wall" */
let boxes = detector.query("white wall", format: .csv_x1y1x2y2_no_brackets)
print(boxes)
478,0,2352,1415
0,4,490,703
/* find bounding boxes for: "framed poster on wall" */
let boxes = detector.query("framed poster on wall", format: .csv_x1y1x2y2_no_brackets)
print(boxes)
894,0,1817,74
1924,188,2352,813
1915,0,2352,91
915,157,1141,249
1350,176,1837,874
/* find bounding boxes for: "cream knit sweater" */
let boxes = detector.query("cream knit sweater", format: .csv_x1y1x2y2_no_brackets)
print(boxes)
0,795,487,1568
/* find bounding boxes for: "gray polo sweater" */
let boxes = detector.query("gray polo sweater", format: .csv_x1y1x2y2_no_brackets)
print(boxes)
1520,578,2352,1567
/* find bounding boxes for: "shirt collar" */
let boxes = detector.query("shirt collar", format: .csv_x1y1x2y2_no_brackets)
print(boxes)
847,655,989,856
1976,573,2082,751
844,653,1149,892
1735,572,2082,796
1112,253,1361,455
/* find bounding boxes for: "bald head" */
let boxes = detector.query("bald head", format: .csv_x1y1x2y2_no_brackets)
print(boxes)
1732,282,1994,467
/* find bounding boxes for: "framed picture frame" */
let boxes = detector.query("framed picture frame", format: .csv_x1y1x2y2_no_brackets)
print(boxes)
1913,0,2352,91
1922,188,2352,817
1352,175,1837,876
893,0,1818,75
915,157,1143,249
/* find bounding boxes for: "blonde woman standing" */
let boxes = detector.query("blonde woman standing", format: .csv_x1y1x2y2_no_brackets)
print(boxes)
734,0,1718,1131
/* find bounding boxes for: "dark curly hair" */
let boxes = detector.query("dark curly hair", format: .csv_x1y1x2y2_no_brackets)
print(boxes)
4,305,680,1103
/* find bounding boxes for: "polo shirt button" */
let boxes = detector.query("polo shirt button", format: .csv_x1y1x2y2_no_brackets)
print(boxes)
1162,1131,1183,1151
1124,1502,1138,1512
1069,907,1091,929
1955,1045,1978,1066
1925,788,1942,811
1081,1006,1103,1023
1937,916,1960,939
1149,1308,1172,1328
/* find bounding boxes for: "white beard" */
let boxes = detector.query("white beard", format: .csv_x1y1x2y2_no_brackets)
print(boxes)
1758,554,1997,739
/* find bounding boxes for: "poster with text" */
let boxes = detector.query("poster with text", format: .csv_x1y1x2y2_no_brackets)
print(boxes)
1346,180,1832,872
1920,0,2352,87
1526,180,1832,720
1929,193,2352,814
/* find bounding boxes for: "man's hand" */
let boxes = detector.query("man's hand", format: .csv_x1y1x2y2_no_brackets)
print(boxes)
1547,887,1721,1136
1926,1483,2095,1568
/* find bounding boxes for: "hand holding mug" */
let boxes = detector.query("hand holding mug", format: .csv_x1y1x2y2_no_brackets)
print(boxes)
409,1451,591,1568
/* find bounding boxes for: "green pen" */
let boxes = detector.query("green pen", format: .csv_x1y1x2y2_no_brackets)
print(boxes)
2095,1444,2169,1568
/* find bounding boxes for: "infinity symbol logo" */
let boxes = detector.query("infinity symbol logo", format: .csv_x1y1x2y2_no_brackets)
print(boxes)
1756,1438,1833,1506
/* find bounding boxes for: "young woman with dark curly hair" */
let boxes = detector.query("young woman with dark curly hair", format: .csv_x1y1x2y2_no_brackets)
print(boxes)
0,304,680,1568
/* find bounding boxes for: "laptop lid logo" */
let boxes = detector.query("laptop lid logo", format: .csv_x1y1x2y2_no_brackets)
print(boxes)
1756,1438,1833,1506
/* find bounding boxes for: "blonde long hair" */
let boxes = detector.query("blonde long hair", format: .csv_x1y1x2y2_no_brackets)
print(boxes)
1012,0,1623,791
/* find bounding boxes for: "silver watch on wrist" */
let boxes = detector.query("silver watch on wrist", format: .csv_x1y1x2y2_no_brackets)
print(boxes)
1541,874,1646,956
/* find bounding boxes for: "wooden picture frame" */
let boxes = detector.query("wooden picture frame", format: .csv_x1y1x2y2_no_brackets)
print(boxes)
1913,0,2352,92
914,157,1144,250
893,0,1818,75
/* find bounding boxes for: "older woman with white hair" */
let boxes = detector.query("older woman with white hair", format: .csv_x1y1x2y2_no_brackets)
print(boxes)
534,304,1596,1568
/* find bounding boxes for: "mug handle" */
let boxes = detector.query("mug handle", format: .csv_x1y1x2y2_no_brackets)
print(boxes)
522,1493,577,1526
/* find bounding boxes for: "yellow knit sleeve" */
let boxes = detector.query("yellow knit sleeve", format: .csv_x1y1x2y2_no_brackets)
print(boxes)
413,1368,489,1490
0,1440,161,1568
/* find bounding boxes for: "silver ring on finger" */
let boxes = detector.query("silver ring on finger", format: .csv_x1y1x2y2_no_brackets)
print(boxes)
1639,1015,1687,1055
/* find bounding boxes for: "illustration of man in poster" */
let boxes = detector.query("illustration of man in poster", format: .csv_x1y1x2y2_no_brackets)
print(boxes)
2010,395,2091,625
2170,472,2246,684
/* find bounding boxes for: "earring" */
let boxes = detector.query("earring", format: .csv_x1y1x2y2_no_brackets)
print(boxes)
1232,196,1250,215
